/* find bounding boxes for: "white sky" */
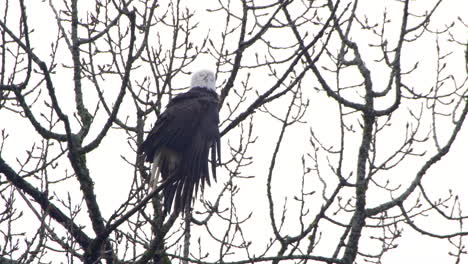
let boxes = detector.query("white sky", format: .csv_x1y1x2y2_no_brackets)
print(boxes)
1,0,468,263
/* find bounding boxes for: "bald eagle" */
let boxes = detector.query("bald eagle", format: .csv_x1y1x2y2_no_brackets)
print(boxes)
140,70,221,215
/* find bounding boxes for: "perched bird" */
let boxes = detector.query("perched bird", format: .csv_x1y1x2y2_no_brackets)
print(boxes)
140,70,221,215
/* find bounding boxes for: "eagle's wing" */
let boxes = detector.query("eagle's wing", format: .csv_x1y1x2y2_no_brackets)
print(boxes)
140,92,202,162
171,96,220,213
141,90,220,215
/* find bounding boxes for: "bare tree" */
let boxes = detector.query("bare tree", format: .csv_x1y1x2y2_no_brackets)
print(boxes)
0,0,467,263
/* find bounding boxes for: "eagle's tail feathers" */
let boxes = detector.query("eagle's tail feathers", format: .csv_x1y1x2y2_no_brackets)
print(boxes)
216,138,221,165
210,144,217,183
162,181,177,215
150,153,161,191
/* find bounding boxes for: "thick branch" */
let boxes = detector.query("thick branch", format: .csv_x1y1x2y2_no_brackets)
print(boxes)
366,99,468,216
0,156,91,249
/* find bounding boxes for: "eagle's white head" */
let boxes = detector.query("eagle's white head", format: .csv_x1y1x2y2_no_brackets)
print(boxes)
191,70,216,91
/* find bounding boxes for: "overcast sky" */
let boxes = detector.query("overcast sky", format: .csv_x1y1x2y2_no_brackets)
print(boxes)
1,0,468,263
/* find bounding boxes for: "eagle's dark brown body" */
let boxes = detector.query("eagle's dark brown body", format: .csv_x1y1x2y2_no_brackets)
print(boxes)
141,86,221,215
